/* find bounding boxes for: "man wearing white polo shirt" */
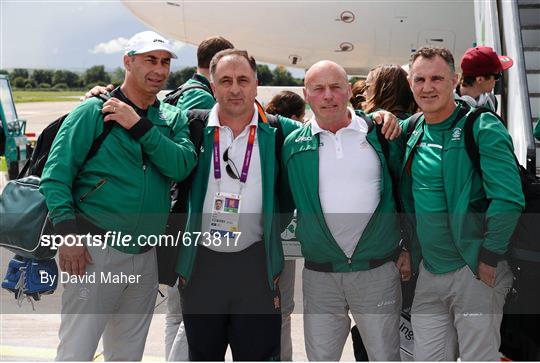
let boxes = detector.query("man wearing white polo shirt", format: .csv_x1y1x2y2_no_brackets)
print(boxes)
176,49,300,361
281,60,410,361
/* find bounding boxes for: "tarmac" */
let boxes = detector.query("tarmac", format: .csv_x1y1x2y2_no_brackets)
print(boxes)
0,99,356,361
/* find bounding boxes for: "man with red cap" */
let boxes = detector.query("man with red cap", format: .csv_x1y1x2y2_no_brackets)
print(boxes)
457,46,514,111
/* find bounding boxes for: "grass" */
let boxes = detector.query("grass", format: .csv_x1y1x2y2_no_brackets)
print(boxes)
13,90,84,103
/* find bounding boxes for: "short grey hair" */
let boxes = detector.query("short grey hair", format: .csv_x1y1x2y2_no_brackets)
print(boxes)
409,46,455,74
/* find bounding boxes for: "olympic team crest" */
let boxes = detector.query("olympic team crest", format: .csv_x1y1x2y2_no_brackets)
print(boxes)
451,127,462,141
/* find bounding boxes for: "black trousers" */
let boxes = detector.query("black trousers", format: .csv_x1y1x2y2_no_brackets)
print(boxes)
181,243,281,361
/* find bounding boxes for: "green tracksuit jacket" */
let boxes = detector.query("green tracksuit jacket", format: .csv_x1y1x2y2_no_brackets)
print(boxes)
281,111,404,271
175,113,300,288
400,104,525,273
40,95,197,254
176,74,215,111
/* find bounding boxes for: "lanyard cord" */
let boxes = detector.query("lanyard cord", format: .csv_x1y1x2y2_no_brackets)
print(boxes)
213,125,256,184
212,103,268,184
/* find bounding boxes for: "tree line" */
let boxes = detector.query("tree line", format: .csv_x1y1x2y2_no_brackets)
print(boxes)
0,64,303,91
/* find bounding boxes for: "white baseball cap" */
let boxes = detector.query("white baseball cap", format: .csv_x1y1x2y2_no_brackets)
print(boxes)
125,31,177,59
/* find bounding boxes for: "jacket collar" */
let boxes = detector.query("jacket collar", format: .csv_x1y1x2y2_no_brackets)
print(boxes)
111,87,160,117
192,73,213,96
403,101,471,175
205,103,274,136
310,108,366,135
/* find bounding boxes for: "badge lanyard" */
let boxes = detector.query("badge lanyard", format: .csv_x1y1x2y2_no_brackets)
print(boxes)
213,125,257,193
209,103,266,236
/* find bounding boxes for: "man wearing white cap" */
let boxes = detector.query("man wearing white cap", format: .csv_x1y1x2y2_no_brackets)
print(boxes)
40,31,197,361
456,46,514,111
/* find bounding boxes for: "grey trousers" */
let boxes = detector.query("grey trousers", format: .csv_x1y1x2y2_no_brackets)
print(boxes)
411,261,513,361
166,283,189,361
56,245,158,361
280,259,296,361
303,261,402,361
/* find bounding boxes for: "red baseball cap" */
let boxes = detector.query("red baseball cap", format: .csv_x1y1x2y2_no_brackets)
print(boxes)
460,46,513,77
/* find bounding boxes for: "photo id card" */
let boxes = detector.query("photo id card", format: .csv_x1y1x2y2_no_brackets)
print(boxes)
210,192,241,237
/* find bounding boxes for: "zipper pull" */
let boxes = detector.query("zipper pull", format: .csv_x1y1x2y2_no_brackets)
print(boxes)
142,164,147,171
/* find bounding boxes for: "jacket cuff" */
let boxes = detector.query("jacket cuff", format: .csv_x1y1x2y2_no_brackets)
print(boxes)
53,219,78,236
479,246,504,268
128,117,153,140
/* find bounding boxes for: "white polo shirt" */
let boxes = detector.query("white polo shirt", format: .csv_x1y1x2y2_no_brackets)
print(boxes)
201,103,263,252
311,109,381,257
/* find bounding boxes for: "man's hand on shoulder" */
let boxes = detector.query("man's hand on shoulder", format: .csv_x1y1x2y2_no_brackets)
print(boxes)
103,98,141,130
478,261,496,287
371,111,401,140
81,84,114,101
59,238,93,276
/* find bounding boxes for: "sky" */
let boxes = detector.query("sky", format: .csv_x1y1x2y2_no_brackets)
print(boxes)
0,0,197,71
0,0,304,77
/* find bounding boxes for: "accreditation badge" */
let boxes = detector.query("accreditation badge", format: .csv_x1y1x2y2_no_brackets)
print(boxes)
209,192,241,237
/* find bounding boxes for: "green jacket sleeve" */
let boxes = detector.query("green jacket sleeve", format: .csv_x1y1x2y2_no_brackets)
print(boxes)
387,125,407,185
128,109,197,182
177,89,216,111
475,113,525,260
363,111,408,179
397,116,422,269
39,99,105,232
277,116,302,231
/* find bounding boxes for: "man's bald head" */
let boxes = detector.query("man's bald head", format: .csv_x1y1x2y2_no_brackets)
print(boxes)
303,60,352,132
305,60,348,87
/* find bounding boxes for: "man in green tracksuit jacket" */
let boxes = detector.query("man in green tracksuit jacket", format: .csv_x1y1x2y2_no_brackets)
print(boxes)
40,31,197,361
281,60,408,361
401,46,524,361
175,49,300,361
80,36,236,362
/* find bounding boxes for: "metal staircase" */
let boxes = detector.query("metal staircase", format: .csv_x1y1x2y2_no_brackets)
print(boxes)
518,0,540,173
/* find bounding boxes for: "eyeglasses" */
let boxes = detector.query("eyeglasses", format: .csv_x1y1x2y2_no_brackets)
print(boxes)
223,147,240,180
